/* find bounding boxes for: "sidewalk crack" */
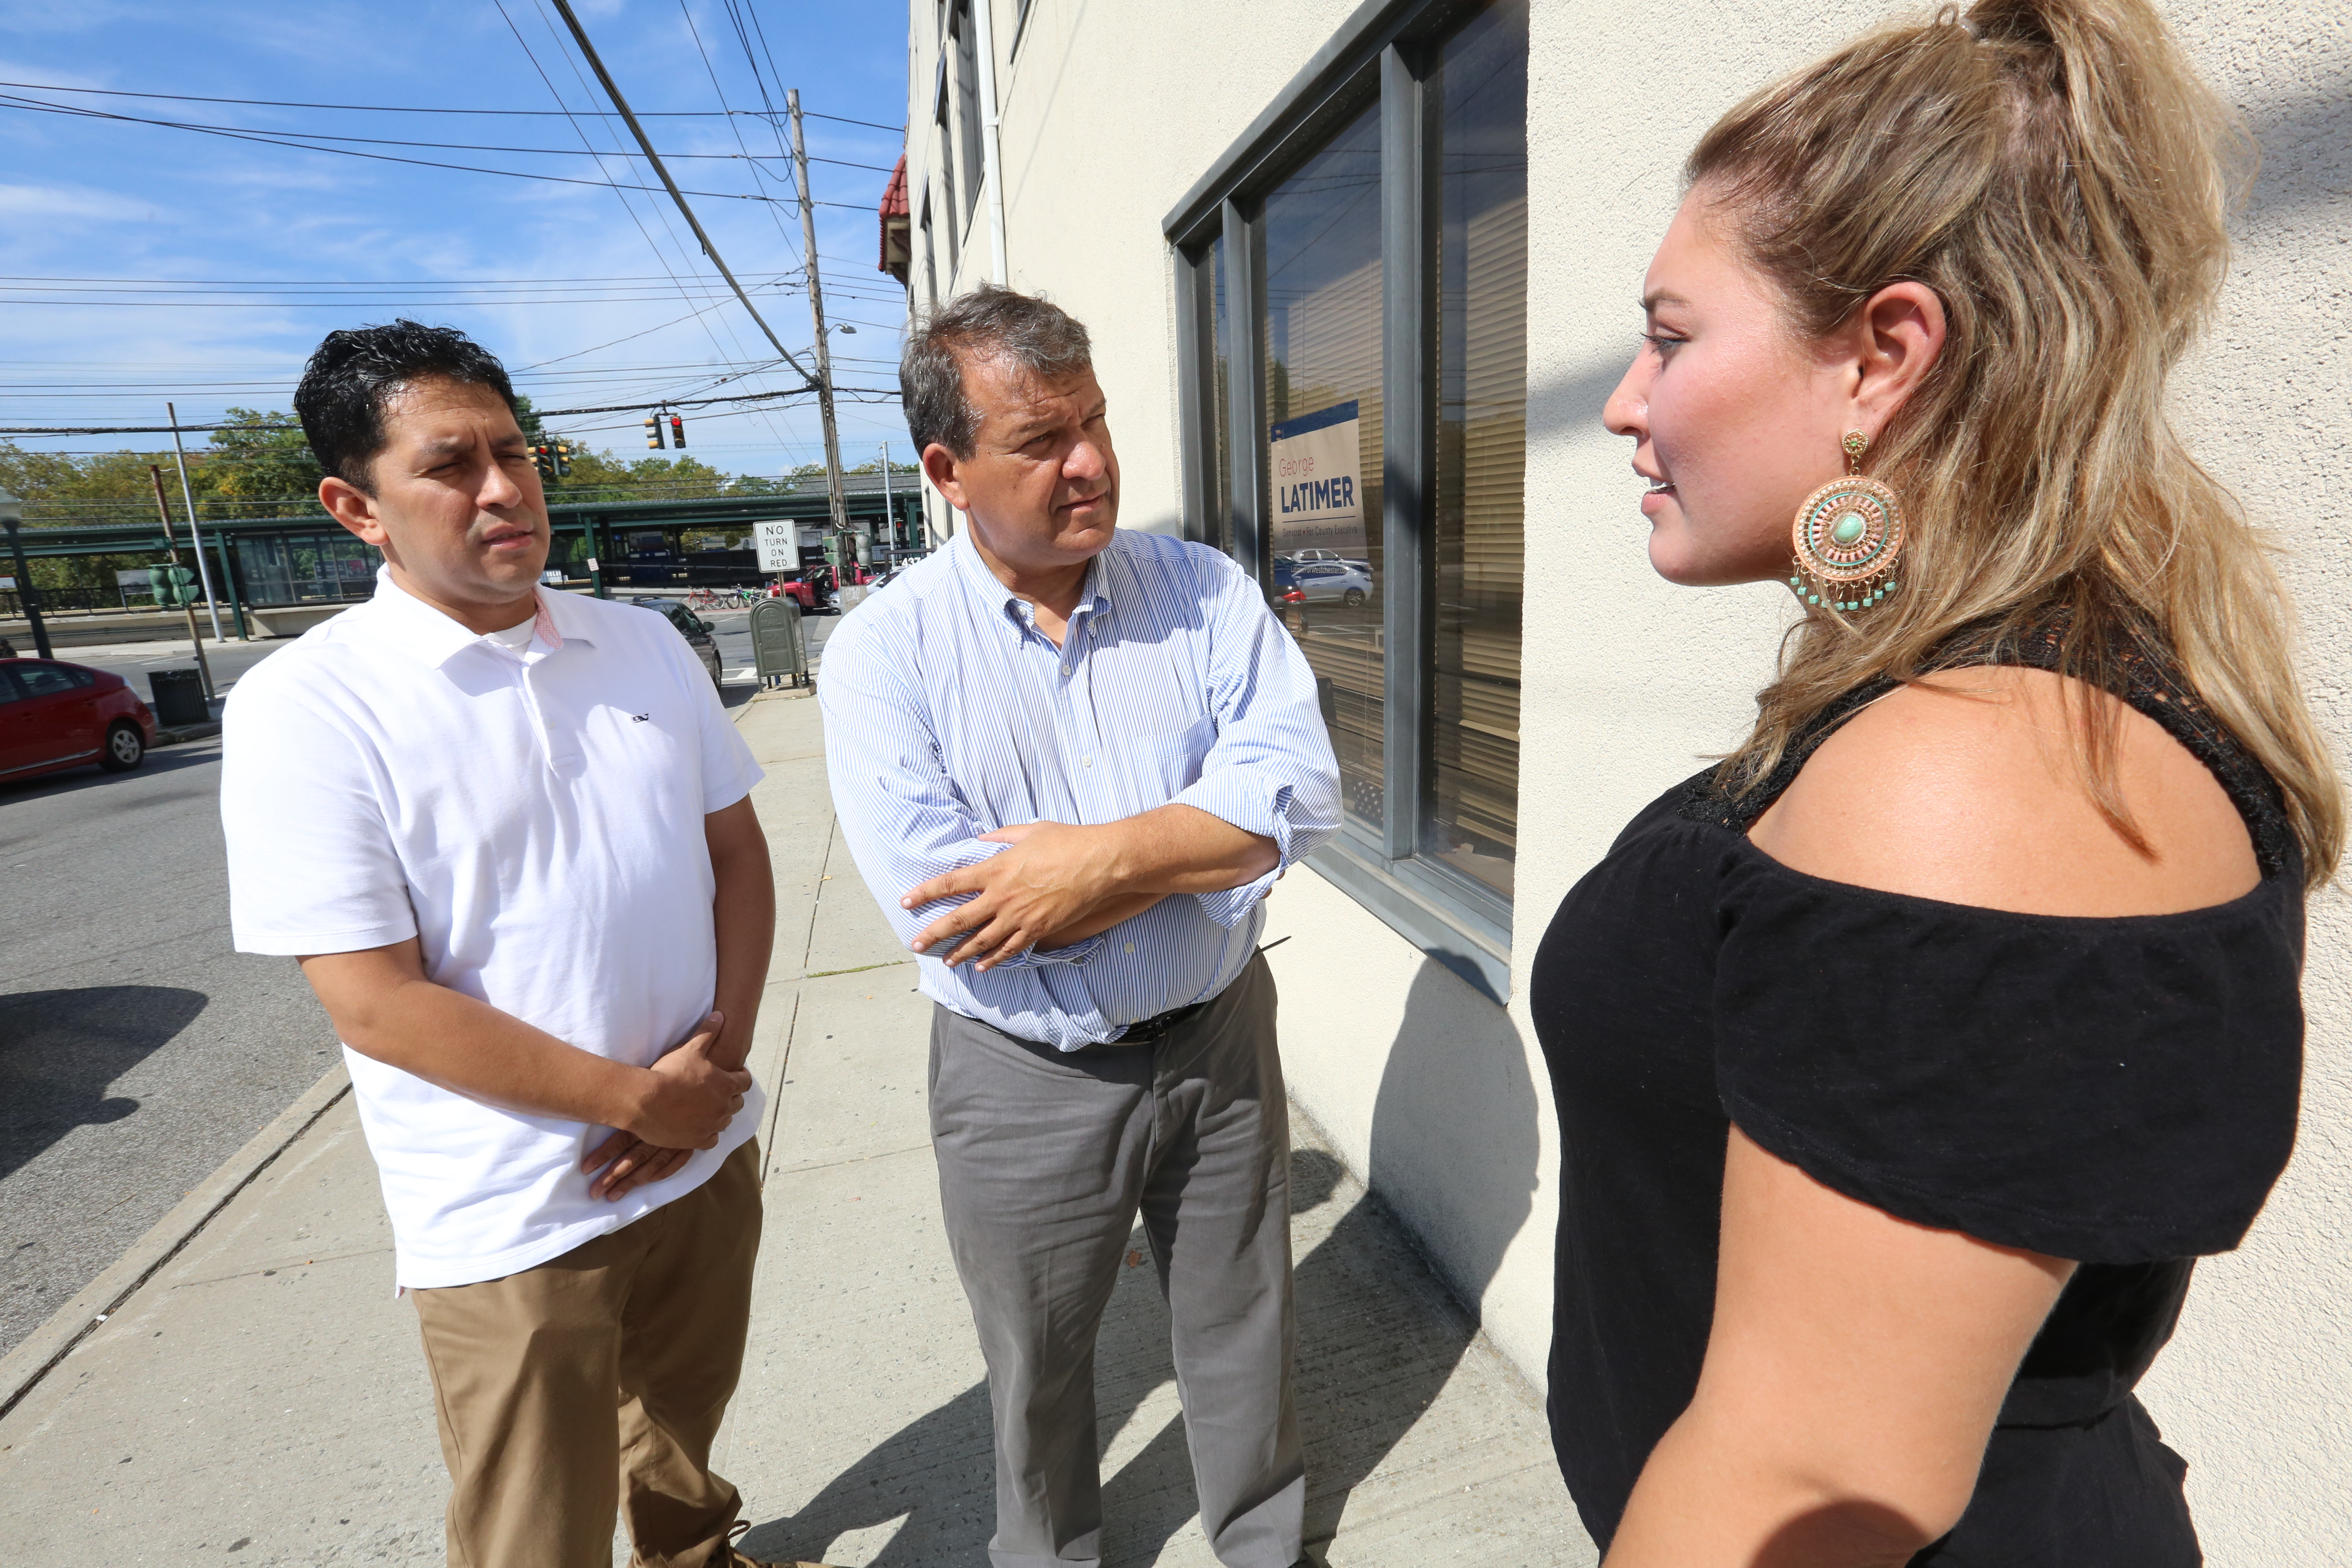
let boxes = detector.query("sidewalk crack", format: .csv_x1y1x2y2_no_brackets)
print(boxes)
801,960,913,980
765,1140,933,1178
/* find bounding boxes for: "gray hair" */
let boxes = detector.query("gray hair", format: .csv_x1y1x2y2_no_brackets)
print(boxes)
900,283,1094,459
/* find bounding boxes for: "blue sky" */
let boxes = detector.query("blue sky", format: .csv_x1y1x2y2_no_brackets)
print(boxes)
0,0,913,484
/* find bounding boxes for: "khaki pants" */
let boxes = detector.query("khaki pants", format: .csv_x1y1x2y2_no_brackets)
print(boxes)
411,1139,763,1568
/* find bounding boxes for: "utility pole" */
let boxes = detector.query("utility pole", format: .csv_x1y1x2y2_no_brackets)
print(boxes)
148,466,215,699
166,403,228,643
878,442,895,563
788,88,855,576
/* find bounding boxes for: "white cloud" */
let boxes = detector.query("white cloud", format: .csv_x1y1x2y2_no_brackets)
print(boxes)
0,56,110,88
0,182,153,222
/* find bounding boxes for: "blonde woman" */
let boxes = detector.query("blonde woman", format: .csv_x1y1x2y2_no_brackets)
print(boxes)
1530,2,2340,1564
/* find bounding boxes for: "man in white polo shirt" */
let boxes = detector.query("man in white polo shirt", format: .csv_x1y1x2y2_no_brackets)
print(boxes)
221,321,811,1568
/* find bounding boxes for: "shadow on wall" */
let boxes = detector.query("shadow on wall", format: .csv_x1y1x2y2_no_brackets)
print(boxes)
2243,58,2352,226
0,986,206,1184
1362,957,1542,1316
1526,53,2351,445
739,959,1540,1565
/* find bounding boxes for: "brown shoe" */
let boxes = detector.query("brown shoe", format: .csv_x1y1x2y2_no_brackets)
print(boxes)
718,1519,846,1568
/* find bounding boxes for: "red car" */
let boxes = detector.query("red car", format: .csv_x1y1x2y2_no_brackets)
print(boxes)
0,658,158,782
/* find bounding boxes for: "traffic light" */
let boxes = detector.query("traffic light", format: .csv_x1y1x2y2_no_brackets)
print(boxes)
645,415,665,450
532,443,554,479
668,413,686,449
553,441,572,479
153,564,197,608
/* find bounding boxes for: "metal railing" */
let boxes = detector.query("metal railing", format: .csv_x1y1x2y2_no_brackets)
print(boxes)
0,586,205,617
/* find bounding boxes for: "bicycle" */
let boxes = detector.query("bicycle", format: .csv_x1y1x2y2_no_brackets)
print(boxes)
685,588,725,611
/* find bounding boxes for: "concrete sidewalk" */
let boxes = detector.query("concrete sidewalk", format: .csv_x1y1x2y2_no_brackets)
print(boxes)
0,691,1590,1566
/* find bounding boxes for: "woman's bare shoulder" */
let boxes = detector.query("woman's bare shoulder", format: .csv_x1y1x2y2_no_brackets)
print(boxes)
1747,666,2258,916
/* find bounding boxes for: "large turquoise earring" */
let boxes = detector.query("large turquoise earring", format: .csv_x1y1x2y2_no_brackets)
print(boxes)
1789,430,1907,614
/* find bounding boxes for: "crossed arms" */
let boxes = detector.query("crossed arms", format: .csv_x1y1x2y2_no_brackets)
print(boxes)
901,807,1278,970
296,795,775,1202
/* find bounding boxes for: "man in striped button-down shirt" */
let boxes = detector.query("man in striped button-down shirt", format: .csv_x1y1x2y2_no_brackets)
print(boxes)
821,285,1339,1568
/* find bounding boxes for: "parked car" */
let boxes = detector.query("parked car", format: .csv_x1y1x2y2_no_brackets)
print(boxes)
0,658,158,782
1288,560,1373,607
627,597,725,688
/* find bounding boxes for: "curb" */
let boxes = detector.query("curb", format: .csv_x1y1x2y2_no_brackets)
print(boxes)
0,1065,352,1422
154,720,222,747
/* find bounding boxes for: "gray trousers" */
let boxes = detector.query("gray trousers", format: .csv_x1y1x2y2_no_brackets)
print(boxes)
927,954,1303,1568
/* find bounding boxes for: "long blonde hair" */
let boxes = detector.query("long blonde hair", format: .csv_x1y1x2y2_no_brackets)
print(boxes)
1694,0,2343,885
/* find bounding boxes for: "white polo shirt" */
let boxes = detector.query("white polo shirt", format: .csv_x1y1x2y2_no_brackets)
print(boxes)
221,568,765,1289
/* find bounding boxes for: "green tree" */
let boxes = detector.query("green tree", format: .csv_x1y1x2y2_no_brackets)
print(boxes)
204,409,326,519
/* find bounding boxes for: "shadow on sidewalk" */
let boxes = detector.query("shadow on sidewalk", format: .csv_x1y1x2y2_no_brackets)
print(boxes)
742,960,1541,1566
0,985,207,1183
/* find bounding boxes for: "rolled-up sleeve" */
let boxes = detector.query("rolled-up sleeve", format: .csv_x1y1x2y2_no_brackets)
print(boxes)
819,621,1103,967
1173,558,1342,929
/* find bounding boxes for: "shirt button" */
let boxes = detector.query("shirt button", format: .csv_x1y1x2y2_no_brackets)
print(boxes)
1083,756,1093,767
1124,941,1134,953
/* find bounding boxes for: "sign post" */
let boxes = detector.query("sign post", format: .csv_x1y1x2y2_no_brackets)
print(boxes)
148,466,216,699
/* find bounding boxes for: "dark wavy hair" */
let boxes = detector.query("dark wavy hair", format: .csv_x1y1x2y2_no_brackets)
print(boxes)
294,320,520,493
900,283,1092,459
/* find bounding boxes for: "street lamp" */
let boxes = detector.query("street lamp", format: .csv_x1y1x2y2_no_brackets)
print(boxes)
0,487,50,661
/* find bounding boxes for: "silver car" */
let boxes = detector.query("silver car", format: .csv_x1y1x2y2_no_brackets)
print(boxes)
1289,560,1372,607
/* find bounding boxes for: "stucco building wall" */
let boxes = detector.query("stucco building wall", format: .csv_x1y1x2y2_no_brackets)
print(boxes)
899,2,2352,1557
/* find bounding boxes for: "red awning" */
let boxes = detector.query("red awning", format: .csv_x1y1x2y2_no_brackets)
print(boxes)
878,154,911,281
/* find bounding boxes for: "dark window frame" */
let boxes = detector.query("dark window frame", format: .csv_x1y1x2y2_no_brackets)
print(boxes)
1167,0,1517,1002
949,0,987,226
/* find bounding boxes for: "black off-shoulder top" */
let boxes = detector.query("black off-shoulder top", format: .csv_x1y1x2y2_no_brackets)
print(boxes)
1529,628,2305,1566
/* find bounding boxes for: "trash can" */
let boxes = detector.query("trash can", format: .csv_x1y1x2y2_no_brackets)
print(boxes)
149,667,209,726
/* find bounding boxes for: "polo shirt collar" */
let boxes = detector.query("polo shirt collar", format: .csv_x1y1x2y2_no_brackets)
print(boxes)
358,565,590,669
534,582,601,648
950,531,1113,640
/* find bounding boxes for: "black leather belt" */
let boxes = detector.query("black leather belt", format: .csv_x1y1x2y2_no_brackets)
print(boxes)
1114,997,1215,1045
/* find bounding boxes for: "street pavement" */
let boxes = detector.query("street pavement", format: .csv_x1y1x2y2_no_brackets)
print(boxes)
0,732,341,1361
0,689,1592,1567
0,598,837,1363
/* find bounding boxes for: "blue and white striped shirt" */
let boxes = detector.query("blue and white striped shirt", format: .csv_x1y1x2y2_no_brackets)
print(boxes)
819,528,1341,1049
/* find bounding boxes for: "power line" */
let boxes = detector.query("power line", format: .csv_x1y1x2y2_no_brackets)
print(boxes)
0,385,905,435
0,271,798,286
0,105,902,168
528,0,806,459
0,93,876,209
801,109,906,134
499,0,798,454
546,0,820,394
0,79,900,128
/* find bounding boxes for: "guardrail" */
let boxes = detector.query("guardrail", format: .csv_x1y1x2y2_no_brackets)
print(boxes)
0,586,191,617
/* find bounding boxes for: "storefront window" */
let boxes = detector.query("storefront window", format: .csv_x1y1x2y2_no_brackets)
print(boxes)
1425,0,1528,897
1260,102,1384,834
1170,0,1528,989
